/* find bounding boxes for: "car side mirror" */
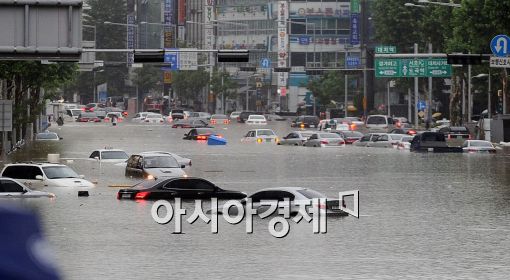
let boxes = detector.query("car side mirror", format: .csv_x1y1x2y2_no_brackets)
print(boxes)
79,175,85,179
241,199,246,205
181,165,186,169
22,189,28,193
59,137,63,140
35,175,44,181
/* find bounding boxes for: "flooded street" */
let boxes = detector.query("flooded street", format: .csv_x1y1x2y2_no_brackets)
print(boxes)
5,121,510,279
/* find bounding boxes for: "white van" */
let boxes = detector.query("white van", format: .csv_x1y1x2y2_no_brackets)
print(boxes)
365,115,394,132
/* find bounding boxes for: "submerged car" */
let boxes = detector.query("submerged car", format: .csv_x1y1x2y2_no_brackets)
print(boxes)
211,187,347,216
462,140,496,153
245,114,267,125
241,129,279,144
140,151,192,167
35,132,62,141
172,118,211,128
303,133,345,148
278,131,315,146
117,177,246,200
125,153,187,180
1,163,94,188
183,128,221,140
0,177,55,198
89,149,129,162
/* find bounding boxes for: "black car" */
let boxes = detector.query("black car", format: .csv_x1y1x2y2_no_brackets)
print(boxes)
117,177,247,200
291,115,320,128
410,132,463,153
183,128,221,140
172,118,211,128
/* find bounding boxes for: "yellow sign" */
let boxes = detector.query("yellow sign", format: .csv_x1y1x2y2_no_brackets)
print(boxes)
164,31,173,48
163,71,172,84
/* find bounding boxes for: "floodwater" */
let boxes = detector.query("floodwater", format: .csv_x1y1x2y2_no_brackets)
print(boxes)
3,120,510,279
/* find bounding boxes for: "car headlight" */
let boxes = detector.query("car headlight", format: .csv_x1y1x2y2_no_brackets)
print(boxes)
146,174,155,180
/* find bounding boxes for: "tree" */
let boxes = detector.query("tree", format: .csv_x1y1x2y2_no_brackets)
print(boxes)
172,68,210,104
134,65,162,93
210,67,238,111
305,72,345,108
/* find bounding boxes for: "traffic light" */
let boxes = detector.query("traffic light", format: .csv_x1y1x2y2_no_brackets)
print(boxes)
134,52,164,63
273,67,291,72
239,66,257,72
217,50,250,62
446,54,483,65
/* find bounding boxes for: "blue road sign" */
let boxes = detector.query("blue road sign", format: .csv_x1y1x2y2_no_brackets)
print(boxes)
346,56,361,68
164,49,179,70
417,100,426,111
260,58,271,68
490,35,510,57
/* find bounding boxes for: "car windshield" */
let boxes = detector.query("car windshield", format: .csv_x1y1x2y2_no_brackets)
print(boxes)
470,141,493,147
147,114,161,119
43,166,79,179
300,132,314,138
250,115,265,120
257,130,275,136
319,133,340,138
297,189,327,199
102,151,128,159
389,135,403,141
144,156,179,168
36,133,58,140
367,116,387,125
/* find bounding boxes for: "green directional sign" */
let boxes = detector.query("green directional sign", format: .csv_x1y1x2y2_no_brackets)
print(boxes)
375,58,452,78
350,0,360,13
375,45,397,54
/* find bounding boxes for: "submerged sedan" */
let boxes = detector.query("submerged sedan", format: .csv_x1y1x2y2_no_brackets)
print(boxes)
117,177,247,200
303,133,345,147
183,128,221,140
462,140,496,153
278,131,315,146
0,177,55,198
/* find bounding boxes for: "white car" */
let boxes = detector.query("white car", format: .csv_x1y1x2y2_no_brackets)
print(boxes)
1,163,95,188
396,136,415,150
462,140,496,153
365,115,394,132
0,177,55,198
89,149,129,163
245,115,267,125
241,129,279,144
104,112,124,123
35,132,61,141
143,113,165,124
141,151,192,167
132,112,151,123
229,111,241,120
211,187,347,216
366,134,405,148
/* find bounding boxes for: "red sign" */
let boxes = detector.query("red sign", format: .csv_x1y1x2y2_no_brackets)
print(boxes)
280,87,287,97
178,0,186,25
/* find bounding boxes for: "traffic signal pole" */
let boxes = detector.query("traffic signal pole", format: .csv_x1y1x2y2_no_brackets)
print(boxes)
414,43,419,128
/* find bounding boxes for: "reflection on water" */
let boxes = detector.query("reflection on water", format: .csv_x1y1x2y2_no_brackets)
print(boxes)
4,122,510,279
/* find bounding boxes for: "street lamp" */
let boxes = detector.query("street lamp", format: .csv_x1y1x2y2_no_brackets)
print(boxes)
418,0,461,8
474,72,492,118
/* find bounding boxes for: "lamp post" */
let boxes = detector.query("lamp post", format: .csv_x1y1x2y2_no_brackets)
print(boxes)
474,72,492,118
417,0,461,8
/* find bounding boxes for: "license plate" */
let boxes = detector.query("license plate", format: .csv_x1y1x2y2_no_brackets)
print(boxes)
122,194,131,199
457,135,463,139
310,125,315,128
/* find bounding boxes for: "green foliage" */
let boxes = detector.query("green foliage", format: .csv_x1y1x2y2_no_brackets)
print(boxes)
305,72,345,107
134,65,163,93
210,68,238,100
172,68,210,100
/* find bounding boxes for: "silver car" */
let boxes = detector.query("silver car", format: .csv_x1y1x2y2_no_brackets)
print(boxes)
0,177,55,198
303,133,345,148
278,131,315,146
367,134,404,148
353,133,386,147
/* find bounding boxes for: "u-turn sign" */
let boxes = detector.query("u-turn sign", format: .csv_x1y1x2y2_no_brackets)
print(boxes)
490,35,510,57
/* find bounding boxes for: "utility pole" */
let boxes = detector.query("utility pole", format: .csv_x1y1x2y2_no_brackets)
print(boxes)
408,88,412,122
345,74,348,117
468,61,472,122
428,43,433,124
414,43,419,127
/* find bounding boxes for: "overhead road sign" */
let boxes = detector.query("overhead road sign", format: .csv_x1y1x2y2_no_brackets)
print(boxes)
375,58,451,78
490,35,510,57
164,49,179,70
375,46,397,54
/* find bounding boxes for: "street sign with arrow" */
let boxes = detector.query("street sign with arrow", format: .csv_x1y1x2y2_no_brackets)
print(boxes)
490,35,510,57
